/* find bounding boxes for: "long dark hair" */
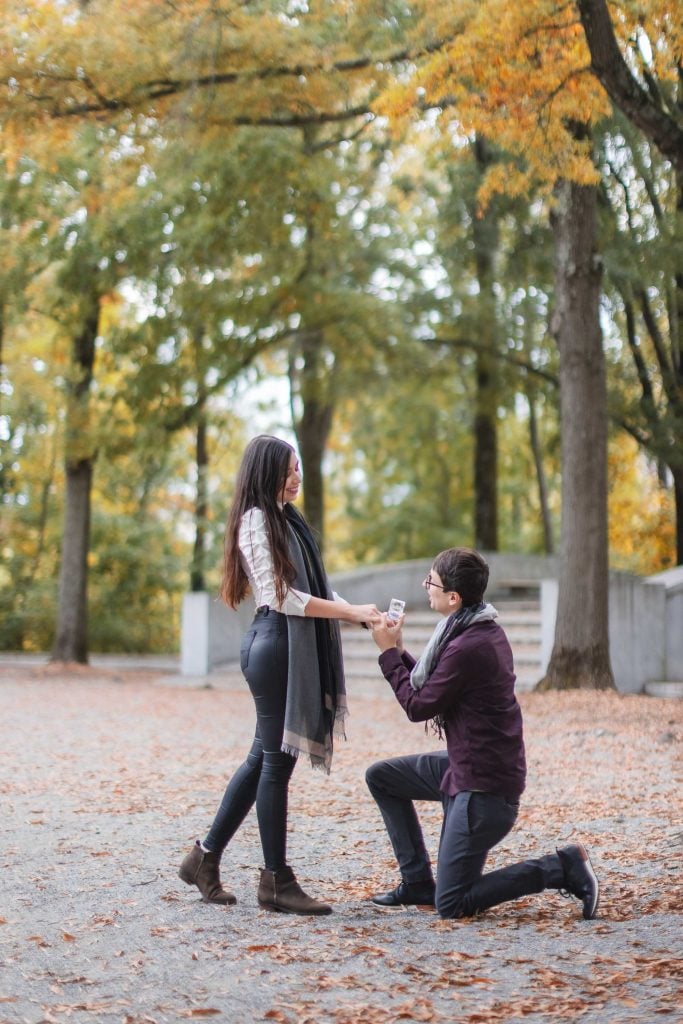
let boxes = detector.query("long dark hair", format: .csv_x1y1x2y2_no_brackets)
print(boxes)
221,435,298,608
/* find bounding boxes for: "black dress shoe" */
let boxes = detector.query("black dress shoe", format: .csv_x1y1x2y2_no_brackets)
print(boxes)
557,843,599,919
371,879,436,908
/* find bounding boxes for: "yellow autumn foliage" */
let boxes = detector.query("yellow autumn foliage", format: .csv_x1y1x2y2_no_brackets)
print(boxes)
2,0,679,200
608,434,676,574
375,0,679,201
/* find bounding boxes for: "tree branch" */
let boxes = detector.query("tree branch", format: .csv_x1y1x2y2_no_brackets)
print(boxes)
576,0,683,172
429,334,558,387
160,328,292,432
22,35,452,121
622,294,657,409
432,330,657,454
639,287,680,409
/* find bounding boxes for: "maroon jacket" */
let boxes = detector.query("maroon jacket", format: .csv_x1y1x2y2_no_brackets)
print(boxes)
378,620,527,801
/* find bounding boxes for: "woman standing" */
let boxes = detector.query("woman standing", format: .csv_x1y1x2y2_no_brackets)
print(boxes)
179,435,380,915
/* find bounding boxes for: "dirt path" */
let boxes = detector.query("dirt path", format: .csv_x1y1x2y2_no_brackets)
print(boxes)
1,665,681,1023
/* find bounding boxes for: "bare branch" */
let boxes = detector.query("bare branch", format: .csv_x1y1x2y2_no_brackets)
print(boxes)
429,334,558,387
576,0,683,172
20,35,452,121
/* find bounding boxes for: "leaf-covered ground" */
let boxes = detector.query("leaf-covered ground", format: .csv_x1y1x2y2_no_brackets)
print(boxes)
1,664,681,1024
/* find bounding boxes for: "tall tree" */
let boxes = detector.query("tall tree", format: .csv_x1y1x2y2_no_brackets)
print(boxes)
471,136,501,551
599,118,683,562
289,329,335,542
538,177,614,689
281,122,417,544
5,123,177,661
429,134,559,556
335,337,476,566
2,0,678,673
381,1,620,687
52,285,100,662
575,0,681,558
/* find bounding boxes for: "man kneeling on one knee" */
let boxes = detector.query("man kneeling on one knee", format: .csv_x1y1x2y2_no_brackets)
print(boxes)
366,547,599,921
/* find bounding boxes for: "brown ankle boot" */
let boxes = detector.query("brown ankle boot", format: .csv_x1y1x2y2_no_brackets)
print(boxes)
179,841,236,905
258,866,332,916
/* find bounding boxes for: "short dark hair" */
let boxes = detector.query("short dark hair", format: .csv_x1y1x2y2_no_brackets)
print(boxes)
432,548,489,606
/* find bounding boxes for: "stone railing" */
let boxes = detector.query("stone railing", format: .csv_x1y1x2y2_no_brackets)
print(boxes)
181,554,682,692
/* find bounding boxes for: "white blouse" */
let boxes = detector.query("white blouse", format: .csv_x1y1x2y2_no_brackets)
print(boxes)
239,507,346,617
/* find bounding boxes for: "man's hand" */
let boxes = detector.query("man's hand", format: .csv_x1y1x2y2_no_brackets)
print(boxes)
370,612,405,653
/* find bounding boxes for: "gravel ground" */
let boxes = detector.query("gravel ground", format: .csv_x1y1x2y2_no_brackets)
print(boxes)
1,663,682,1024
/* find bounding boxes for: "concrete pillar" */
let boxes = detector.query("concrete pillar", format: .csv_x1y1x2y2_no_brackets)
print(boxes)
181,592,212,676
540,579,558,676
181,592,253,676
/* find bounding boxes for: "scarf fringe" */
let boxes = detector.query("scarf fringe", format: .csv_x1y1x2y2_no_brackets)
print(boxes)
333,706,348,743
281,742,330,773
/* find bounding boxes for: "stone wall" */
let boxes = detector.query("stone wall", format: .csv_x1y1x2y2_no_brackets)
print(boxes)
646,565,683,682
330,552,560,608
181,554,681,691
540,575,668,694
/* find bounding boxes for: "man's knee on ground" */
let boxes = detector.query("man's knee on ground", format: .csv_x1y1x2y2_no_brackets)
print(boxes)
435,891,467,920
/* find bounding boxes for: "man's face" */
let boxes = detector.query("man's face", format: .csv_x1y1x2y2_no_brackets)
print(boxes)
423,568,461,616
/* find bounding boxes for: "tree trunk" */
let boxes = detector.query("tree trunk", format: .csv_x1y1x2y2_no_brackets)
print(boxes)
297,401,333,544
472,136,499,551
528,392,554,554
537,179,615,690
190,402,208,592
0,303,8,501
673,464,683,565
51,459,93,662
673,172,683,563
473,350,498,550
0,302,4,399
289,329,335,546
52,295,99,664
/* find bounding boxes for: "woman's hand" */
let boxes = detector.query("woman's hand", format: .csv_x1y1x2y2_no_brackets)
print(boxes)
303,596,381,624
370,613,405,653
346,603,382,628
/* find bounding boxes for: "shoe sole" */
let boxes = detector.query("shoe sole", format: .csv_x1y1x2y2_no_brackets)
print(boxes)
257,900,332,916
573,843,599,920
371,903,435,913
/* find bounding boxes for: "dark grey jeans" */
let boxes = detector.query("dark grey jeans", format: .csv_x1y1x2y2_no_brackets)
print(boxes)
366,750,564,918
204,608,296,871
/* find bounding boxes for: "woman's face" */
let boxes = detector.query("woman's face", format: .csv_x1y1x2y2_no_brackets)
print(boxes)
279,451,302,504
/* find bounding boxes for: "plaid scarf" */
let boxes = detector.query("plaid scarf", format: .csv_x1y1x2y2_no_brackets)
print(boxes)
280,505,347,773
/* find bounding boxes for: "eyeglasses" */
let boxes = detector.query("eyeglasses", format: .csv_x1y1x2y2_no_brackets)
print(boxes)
423,573,446,591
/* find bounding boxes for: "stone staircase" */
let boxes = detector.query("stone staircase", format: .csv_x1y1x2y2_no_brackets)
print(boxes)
643,680,683,698
341,592,543,695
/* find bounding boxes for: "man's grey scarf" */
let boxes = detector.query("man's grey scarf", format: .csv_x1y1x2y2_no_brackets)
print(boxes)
410,602,499,691
281,505,347,773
